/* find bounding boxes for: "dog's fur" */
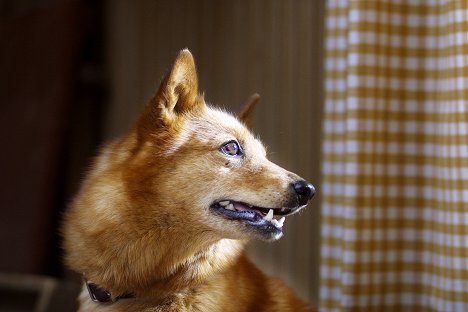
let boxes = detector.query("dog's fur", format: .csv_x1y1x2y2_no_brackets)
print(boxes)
63,50,315,311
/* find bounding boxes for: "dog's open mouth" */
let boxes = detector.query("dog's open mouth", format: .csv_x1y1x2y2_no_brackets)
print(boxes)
211,200,297,238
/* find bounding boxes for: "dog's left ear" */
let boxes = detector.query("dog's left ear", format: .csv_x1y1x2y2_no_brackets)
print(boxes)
141,49,204,131
237,93,260,128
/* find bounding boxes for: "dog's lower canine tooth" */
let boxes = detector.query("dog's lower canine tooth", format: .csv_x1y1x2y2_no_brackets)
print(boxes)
263,209,274,222
278,217,285,226
219,201,230,206
226,203,235,211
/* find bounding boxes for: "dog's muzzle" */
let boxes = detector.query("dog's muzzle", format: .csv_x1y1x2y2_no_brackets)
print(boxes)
210,179,315,241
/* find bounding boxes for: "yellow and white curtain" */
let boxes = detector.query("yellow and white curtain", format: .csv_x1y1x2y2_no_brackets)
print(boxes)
321,1,468,311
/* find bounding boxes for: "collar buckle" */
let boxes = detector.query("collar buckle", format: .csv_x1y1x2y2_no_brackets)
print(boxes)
83,275,135,304
85,278,115,303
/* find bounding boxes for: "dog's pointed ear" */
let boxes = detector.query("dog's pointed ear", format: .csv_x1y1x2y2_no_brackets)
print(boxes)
142,49,204,129
237,93,260,128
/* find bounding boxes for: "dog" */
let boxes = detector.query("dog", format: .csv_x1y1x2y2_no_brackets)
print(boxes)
63,49,315,311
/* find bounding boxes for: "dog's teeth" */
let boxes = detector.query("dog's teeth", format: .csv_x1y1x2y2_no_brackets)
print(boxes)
226,203,235,211
271,217,285,228
219,201,230,207
278,217,285,226
263,209,274,222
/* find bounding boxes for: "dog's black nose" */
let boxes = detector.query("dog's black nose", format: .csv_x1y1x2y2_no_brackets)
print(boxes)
291,180,315,206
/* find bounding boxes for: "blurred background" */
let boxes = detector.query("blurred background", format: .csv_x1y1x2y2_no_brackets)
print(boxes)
0,0,324,310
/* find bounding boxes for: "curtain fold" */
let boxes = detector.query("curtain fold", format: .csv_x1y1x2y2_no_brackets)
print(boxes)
320,0,468,311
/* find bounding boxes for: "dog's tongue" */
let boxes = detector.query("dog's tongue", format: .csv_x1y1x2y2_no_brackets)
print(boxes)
232,202,253,212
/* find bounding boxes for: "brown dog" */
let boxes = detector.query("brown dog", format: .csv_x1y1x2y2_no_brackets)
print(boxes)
63,49,315,311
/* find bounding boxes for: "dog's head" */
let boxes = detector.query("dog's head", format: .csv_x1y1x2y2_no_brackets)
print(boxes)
126,49,314,242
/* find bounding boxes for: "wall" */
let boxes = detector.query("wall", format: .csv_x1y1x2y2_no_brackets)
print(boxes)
0,0,86,275
104,0,324,304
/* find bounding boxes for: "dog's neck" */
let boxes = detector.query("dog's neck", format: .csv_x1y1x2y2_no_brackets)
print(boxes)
135,238,245,298
80,228,246,302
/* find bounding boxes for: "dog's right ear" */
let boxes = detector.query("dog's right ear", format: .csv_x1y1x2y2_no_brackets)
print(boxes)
139,49,204,132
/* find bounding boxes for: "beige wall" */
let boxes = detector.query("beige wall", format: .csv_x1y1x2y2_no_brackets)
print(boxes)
105,0,324,304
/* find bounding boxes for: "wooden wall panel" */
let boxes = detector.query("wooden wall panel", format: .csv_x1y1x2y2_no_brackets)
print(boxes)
104,0,324,304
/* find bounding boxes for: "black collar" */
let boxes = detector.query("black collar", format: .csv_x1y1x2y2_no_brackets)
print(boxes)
84,275,135,304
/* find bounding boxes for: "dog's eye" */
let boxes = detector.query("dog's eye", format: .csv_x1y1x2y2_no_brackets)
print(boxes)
220,141,243,157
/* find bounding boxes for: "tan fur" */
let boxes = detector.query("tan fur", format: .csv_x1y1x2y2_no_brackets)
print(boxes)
63,49,315,311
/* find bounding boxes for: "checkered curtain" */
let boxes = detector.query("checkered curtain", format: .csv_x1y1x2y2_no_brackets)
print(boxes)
320,1,468,311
